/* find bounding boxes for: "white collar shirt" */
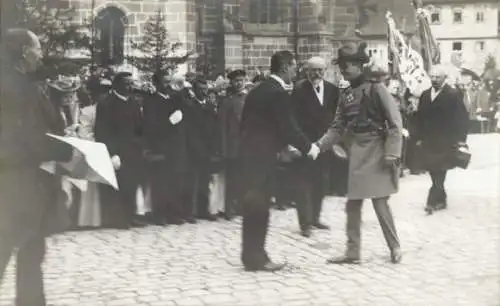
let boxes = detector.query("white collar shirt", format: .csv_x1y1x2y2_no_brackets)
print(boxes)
112,90,128,102
430,85,445,102
269,74,291,91
312,80,324,105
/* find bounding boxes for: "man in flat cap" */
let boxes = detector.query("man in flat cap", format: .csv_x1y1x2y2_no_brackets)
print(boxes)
0,28,73,305
219,69,247,219
314,42,403,264
290,57,340,237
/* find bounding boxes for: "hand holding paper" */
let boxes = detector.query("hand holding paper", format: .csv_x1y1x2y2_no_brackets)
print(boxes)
111,155,121,170
40,134,119,190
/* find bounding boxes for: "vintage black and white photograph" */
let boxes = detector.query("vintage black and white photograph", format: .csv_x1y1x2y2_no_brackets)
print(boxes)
0,0,499,305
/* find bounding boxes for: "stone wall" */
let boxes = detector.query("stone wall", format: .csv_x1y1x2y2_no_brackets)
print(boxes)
67,0,196,55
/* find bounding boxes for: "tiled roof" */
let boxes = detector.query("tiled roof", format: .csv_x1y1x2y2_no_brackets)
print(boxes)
358,0,417,37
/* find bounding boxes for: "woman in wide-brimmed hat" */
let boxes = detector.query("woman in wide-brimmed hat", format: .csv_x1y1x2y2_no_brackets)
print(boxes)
48,76,103,229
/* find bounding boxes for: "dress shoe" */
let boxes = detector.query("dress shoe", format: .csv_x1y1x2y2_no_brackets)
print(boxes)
166,218,185,225
390,248,402,264
326,256,361,265
199,214,218,221
131,215,149,227
244,261,286,272
424,206,434,215
313,222,330,230
300,228,312,238
152,217,168,226
434,202,447,211
185,217,197,224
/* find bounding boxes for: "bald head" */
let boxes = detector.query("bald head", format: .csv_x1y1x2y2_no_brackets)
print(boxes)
306,56,326,85
3,28,42,72
429,64,448,77
429,64,448,90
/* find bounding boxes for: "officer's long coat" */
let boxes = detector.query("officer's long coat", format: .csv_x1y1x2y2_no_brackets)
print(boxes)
317,79,403,200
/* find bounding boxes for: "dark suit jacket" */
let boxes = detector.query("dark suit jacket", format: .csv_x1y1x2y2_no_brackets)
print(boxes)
415,84,469,170
0,64,72,245
219,91,247,159
291,79,339,142
239,77,311,194
142,91,190,177
94,91,143,173
290,79,341,191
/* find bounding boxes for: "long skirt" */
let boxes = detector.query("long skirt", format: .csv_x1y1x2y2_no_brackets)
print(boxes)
78,183,101,227
208,172,225,215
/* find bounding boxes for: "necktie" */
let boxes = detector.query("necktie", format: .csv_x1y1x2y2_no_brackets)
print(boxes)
316,86,320,93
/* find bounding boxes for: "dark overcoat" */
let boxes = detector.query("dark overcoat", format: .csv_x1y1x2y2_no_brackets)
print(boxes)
219,91,247,159
317,80,403,200
414,85,469,171
290,79,346,195
0,63,73,247
239,77,312,198
142,91,189,176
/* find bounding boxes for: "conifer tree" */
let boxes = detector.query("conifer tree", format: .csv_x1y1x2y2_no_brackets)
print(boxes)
130,9,192,74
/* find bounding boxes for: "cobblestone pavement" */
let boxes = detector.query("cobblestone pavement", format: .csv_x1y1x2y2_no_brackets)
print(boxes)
1,134,499,306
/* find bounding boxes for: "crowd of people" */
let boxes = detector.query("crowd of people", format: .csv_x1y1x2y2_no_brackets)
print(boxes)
39,61,348,232
0,27,490,303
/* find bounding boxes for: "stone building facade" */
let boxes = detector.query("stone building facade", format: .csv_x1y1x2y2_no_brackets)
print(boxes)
59,0,380,77
7,0,418,78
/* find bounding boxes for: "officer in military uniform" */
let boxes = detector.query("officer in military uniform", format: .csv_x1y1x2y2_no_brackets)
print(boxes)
315,42,403,264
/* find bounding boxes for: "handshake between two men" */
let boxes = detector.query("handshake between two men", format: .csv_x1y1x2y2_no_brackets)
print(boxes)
282,143,321,162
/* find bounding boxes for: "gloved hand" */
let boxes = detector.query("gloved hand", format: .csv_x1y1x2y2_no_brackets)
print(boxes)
384,155,399,168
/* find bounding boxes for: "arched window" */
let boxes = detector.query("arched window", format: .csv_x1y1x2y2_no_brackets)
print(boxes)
95,6,128,66
249,0,280,24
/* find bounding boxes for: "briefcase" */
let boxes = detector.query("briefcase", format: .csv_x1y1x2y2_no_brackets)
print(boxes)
453,143,471,169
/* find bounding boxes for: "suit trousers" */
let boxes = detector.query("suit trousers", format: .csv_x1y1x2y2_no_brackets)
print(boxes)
149,161,180,220
0,234,46,306
427,170,448,208
224,158,242,215
241,175,272,269
293,159,325,230
345,197,400,259
100,165,139,227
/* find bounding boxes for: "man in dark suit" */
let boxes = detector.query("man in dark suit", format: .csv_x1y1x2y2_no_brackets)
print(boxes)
94,72,144,229
142,70,187,225
0,28,73,306
290,56,340,237
239,51,320,272
414,65,469,214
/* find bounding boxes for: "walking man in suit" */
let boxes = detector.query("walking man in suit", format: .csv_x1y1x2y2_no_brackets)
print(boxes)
314,42,403,264
239,51,320,272
290,57,340,237
0,28,73,305
414,65,469,214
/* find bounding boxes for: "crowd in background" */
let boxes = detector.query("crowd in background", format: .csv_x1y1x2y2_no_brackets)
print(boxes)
37,58,500,231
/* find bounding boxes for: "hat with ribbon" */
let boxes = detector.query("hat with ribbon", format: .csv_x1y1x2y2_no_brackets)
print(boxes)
47,77,81,93
332,42,370,65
